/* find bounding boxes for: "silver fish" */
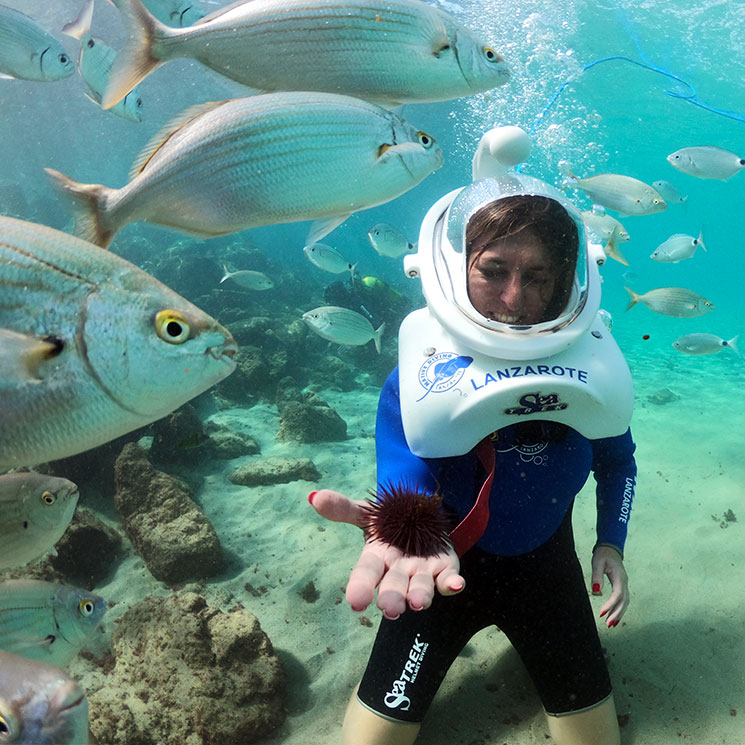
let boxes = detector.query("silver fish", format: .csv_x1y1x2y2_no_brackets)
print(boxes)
0,216,236,468
0,471,79,570
303,242,356,278
650,231,705,263
625,286,714,318
0,6,74,82
102,0,509,110
568,172,666,216
141,0,206,26
580,210,630,243
667,146,745,181
63,0,144,122
673,333,739,357
219,265,274,290
0,580,105,668
302,306,385,353
0,650,89,745
367,222,416,258
46,92,443,248
652,180,686,205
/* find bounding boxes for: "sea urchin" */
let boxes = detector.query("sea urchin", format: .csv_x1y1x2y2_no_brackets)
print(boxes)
360,481,454,558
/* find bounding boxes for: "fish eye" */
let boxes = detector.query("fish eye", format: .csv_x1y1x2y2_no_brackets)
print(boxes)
154,310,191,344
0,711,18,738
136,98,143,108
483,46,502,62
41,490,56,505
87,39,95,48
59,53,69,64
79,599,95,617
417,131,434,149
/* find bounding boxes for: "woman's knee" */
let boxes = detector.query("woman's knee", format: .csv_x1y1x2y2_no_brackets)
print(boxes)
342,689,421,745
545,694,621,745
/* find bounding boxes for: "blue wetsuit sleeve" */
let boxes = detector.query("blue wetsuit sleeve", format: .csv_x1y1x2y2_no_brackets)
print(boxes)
591,428,637,556
375,368,440,494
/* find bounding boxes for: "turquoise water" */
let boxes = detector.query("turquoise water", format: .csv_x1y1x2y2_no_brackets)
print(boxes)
2,0,745,743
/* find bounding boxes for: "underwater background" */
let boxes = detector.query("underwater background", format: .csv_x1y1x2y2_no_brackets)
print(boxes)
2,0,745,743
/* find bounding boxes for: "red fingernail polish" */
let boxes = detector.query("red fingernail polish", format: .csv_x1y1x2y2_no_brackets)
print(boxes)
600,609,607,617
307,491,317,505
592,583,600,593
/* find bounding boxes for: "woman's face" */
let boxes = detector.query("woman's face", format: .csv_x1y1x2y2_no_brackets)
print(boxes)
467,229,556,324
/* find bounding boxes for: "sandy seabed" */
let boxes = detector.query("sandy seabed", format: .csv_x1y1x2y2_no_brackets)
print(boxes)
73,342,745,745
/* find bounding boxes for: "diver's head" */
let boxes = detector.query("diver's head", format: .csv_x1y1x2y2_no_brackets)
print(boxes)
406,175,605,361
465,195,579,325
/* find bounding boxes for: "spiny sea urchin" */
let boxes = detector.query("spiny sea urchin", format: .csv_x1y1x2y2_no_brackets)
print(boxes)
360,481,454,558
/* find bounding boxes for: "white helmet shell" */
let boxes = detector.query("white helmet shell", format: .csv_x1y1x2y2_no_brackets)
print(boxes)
404,175,606,361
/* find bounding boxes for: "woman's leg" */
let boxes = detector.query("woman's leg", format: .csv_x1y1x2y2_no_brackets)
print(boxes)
342,687,421,745
545,695,621,745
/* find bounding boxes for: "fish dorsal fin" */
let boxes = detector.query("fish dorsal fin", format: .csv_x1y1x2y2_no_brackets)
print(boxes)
129,99,229,179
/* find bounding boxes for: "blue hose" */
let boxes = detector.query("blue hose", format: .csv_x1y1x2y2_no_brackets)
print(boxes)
528,55,745,140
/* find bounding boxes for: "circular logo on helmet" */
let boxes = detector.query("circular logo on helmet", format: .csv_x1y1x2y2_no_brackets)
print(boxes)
417,353,473,401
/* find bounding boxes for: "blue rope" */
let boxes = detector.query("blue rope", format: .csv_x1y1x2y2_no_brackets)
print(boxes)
528,55,745,140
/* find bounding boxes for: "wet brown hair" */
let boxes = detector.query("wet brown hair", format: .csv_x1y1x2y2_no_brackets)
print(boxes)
465,195,579,322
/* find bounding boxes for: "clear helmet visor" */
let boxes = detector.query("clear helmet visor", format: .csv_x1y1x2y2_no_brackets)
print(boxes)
438,176,589,335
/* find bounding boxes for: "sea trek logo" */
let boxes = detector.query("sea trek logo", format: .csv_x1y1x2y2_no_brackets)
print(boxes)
384,634,429,711
416,353,473,402
504,392,568,416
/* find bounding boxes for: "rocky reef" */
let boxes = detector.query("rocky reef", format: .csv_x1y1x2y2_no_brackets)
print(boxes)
114,444,224,584
88,592,285,745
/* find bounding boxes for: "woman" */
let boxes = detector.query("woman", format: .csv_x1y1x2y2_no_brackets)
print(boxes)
311,179,636,745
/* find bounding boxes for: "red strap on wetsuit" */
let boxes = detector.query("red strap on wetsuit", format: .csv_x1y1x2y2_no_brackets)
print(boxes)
448,437,495,557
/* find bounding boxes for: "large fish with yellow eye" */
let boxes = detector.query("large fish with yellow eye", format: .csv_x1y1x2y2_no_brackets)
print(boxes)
0,5,75,82
62,0,144,122
0,650,89,745
46,91,443,249
0,579,106,668
0,216,236,469
0,471,79,570
102,0,509,110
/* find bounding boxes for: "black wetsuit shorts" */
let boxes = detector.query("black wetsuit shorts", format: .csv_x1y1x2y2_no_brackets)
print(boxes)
356,510,612,722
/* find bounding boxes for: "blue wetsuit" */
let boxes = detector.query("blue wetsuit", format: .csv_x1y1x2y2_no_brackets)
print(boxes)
375,368,636,557
356,368,637,721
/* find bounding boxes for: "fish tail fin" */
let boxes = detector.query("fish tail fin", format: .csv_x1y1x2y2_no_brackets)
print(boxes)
44,168,117,248
102,0,173,110
373,322,386,354
624,286,639,311
349,261,358,283
219,264,230,283
604,225,629,266
62,0,94,40
727,334,740,357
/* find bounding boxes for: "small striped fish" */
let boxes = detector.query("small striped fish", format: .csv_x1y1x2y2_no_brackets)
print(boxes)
46,92,443,248
303,306,385,353
0,579,105,668
0,471,79,570
625,286,714,318
0,650,89,745
63,0,144,122
0,5,74,81
102,0,508,109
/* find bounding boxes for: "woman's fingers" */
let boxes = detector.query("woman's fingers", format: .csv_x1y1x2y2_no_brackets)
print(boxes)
308,489,368,527
346,544,386,611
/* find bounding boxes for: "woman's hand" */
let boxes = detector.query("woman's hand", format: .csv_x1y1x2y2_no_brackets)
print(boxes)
309,489,465,619
591,545,629,628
